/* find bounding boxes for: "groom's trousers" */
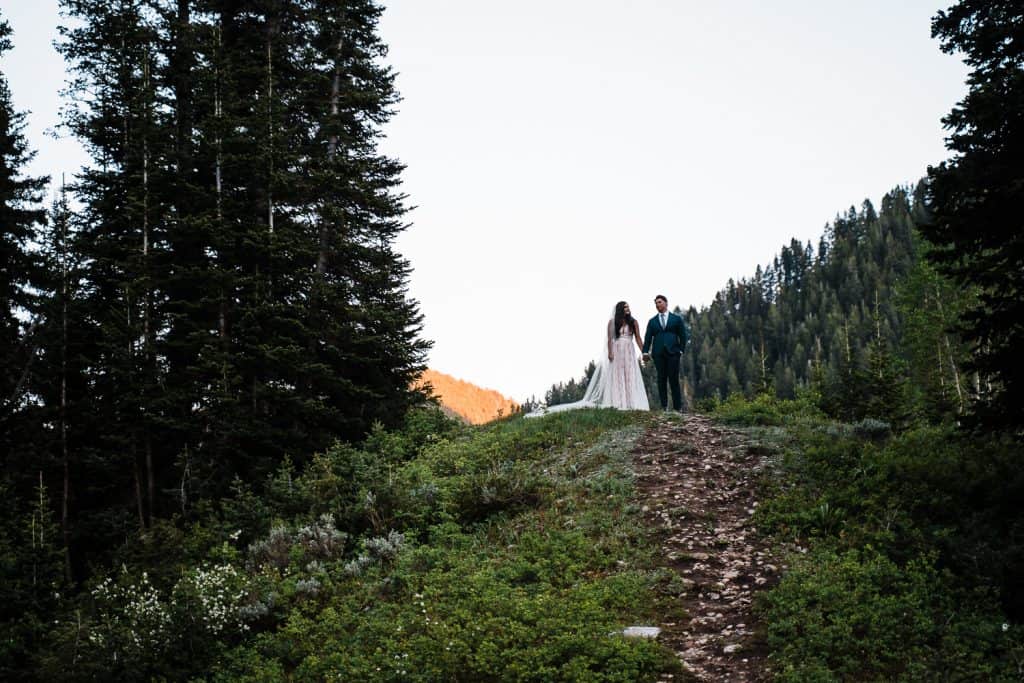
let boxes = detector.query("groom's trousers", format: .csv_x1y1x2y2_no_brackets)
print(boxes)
654,352,683,411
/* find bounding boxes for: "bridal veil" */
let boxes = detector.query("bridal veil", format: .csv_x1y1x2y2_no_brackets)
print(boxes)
526,308,649,417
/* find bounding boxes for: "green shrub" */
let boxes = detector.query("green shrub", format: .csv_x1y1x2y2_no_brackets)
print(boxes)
712,392,823,427
749,406,1024,680
764,547,1022,681
76,408,679,681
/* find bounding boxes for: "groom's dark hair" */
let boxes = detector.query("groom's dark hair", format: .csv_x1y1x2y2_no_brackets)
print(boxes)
654,294,667,303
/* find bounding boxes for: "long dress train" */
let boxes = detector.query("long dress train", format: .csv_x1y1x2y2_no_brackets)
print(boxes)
528,322,649,416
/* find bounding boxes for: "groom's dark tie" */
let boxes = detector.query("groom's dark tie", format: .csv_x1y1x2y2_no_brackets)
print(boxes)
659,312,666,329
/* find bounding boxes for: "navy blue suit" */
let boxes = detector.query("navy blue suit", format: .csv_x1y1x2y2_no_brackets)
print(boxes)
642,312,689,410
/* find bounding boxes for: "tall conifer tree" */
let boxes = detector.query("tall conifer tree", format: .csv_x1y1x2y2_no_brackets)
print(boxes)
59,0,169,541
0,12,48,434
922,1,1024,432
56,0,430,516
0,14,62,675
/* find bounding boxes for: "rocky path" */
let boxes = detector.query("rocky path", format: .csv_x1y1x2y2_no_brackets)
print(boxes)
632,414,779,682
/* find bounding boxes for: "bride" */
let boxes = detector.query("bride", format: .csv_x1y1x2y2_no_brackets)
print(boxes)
529,301,650,416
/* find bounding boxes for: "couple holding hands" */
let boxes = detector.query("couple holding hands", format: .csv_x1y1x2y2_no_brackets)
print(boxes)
531,294,689,417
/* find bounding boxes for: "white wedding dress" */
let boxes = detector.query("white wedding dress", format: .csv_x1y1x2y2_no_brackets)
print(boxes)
528,319,650,416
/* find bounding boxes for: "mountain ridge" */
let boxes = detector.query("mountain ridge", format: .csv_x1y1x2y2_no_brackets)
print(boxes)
415,368,519,424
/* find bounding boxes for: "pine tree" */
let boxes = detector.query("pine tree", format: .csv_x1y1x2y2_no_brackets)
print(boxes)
58,0,169,546
300,0,430,435
22,182,85,582
0,11,49,445
175,0,430,492
54,0,431,519
922,1,1024,433
897,253,970,422
0,16,57,675
863,336,908,426
0,476,65,681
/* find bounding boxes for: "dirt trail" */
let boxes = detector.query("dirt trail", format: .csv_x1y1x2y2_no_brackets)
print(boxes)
633,413,779,682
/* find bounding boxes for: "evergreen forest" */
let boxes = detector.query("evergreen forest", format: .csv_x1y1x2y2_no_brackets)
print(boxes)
1,2,431,676
2,0,1023,680
537,183,963,427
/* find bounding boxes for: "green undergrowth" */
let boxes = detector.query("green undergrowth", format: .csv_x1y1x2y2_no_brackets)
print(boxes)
43,408,684,681
710,394,1024,681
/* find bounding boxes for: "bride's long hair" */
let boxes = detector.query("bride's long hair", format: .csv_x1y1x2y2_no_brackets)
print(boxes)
613,301,635,338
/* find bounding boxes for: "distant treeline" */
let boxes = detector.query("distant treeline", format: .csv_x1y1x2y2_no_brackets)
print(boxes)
535,182,968,427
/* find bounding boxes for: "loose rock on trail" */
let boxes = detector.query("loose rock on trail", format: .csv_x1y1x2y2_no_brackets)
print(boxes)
632,413,779,682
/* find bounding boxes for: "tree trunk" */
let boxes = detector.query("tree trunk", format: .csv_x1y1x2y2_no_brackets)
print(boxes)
214,22,223,222
143,53,156,521
59,178,72,582
873,289,882,342
266,30,274,235
214,21,229,389
126,287,146,528
932,283,965,413
320,36,346,277
132,450,146,530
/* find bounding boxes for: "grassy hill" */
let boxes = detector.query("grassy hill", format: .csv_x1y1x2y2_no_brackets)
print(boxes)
28,400,1024,680
45,408,683,680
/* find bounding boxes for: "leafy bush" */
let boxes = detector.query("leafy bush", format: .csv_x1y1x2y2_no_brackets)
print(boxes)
731,391,1024,680
765,548,1022,681
344,530,406,576
42,407,683,680
852,417,892,440
171,562,250,636
712,391,823,426
247,514,348,572
88,570,173,658
199,409,680,681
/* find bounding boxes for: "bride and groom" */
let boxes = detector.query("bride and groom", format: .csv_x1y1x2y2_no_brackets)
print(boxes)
531,295,689,416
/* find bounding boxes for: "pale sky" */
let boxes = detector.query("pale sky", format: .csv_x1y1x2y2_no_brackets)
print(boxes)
3,1,968,402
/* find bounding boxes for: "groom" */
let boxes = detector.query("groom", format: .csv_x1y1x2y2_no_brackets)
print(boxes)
642,295,689,411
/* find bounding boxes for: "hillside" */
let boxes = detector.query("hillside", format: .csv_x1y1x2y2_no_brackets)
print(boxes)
416,368,519,424
30,408,686,680
16,400,1021,680
541,184,964,423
